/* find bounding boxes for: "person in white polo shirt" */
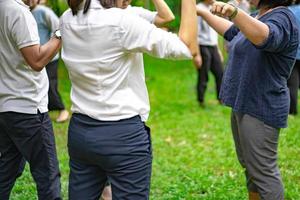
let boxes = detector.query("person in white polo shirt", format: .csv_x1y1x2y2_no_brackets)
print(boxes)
61,0,198,199
0,0,62,199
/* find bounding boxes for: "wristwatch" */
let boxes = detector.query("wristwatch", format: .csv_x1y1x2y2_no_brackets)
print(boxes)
53,29,61,40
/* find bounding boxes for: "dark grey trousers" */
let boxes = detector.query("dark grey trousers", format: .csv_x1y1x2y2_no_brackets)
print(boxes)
197,45,223,103
231,112,284,200
68,114,152,200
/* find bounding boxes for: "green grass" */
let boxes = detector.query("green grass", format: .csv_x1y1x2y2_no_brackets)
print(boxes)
10,55,300,199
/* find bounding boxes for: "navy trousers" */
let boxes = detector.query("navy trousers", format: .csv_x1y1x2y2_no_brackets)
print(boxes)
0,112,61,200
68,114,152,200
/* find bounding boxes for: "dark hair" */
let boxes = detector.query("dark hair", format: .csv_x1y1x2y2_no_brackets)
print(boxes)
68,0,116,15
258,0,295,8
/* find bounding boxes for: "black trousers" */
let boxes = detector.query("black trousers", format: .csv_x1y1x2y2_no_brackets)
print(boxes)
0,112,61,200
287,60,300,115
68,114,152,200
197,45,224,103
46,60,65,111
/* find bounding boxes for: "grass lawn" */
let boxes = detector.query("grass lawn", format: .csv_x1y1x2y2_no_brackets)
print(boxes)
10,55,300,199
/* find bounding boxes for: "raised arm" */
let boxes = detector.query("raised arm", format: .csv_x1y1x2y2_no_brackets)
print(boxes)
179,0,198,57
20,36,61,72
196,4,233,36
210,1,269,45
152,0,175,27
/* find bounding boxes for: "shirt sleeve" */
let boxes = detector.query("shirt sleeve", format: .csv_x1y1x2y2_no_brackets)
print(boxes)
11,9,40,49
126,6,157,24
118,13,192,60
255,10,298,53
44,7,59,32
223,25,240,41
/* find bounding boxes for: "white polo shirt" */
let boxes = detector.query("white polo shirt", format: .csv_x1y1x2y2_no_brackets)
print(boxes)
60,0,191,121
0,0,49,114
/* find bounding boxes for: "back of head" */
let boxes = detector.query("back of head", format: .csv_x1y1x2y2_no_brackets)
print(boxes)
68,0,117,15
258,0,295,8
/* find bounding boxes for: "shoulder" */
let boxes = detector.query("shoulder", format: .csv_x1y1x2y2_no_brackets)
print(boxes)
269,8,299,46
126,5,147,13
60,7,129,26
268,7,296,20
264,7,298,28
114,8,149,27
12,0,29,10
8,0,34,21
7,0,30,14
60,8,73,23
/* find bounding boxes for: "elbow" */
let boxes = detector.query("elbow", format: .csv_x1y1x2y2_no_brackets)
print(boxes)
252,34,269,46
249,26,270,46
179,36,198,57
166,14,175,23
159,14,175,24
29,62,45,72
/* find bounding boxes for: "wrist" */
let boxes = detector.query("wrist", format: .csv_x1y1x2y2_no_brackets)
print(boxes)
52,29,61,40
228,3,239,21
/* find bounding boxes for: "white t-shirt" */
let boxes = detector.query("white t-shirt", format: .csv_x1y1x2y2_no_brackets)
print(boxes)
0,0,49,114
196,3,218,46
60,0,191,121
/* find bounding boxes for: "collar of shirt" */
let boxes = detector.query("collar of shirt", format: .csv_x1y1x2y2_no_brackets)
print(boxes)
11,0,30,9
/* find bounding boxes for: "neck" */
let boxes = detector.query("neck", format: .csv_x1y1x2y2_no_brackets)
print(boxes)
30,5,37,10
258,7,270,17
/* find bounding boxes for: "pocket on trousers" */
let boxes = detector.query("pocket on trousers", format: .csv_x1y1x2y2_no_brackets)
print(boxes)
144,125,152,156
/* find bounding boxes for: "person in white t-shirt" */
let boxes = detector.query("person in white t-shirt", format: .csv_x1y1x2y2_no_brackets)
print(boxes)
0,0,62,199
195,0,224,107
61,0,198,199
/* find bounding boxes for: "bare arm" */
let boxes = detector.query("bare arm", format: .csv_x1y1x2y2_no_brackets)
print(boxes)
179,0,198,57
196,5,233,36
210,1,269,45
152,0,175,27
20,37,61,72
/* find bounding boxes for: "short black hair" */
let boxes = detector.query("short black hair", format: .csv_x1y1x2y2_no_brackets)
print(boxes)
258,0,295,8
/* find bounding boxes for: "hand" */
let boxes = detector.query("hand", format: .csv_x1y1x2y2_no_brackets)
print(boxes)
210,1,236,19
193,54,202,69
